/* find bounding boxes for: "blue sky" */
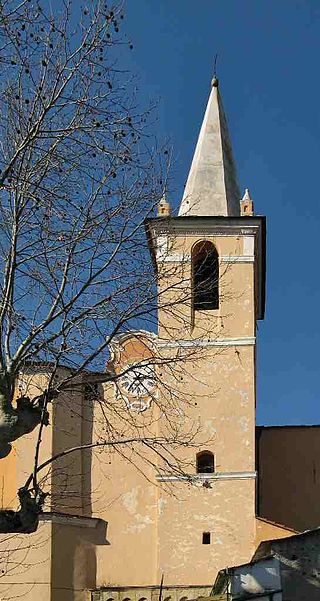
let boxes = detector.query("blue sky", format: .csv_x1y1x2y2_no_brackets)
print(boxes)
121,0,320,425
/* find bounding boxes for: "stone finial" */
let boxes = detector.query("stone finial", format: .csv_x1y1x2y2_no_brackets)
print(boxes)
240,188,254,216
157,194,171,217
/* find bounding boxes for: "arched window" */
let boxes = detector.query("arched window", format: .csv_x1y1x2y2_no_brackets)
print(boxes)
196,451,215,474
192,241,219,311
202,532,211,545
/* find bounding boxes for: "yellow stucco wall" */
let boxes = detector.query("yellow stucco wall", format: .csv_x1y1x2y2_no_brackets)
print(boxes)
0,520,52,601
0,225,268,599
0,369,99,601
157,234,255,343
0,443,17,509
92,228,259,588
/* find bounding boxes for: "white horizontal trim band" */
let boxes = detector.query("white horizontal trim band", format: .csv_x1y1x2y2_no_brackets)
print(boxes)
156,252,191,262
156,254,254,263
156,471,257,482
221,255,254,263
157,337,256,348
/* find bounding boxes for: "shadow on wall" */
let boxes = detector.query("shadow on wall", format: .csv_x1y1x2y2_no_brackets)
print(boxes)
51,516,109,601
51,380,100,517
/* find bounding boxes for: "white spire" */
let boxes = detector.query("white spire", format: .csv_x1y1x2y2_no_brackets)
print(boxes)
178,78,240,217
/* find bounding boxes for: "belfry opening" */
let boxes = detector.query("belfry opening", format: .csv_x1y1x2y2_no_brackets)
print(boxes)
192,241,219,311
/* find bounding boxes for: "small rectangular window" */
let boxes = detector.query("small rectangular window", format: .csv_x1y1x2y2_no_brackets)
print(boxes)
202,532,211,545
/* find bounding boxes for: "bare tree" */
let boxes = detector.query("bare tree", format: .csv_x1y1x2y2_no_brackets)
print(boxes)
0,0,223,534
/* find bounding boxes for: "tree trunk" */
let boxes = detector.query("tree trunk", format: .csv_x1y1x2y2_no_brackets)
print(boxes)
0,376,54,458
0,487,45,533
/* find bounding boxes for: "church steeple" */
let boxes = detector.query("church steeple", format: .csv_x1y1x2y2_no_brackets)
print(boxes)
178,77,240,217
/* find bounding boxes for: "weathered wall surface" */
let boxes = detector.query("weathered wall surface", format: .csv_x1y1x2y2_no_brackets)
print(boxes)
0,514,107,601
156,232,257,583
92,230,259,588
0,224,265,599
158,479,256,584
157,233,255,342
93,439,159,587
0,368,98,601
50,515,108,601
92,585,212,601
257,426,320,531
0,372,54,601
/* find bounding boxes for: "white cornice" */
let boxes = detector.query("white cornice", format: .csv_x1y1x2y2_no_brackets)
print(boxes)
149,218,261,237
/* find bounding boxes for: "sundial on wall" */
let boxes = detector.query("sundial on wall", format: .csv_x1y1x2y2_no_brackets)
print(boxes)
118,363,155,412
108,331,157,412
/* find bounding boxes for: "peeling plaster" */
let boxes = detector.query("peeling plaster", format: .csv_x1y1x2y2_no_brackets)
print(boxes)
127,513,153,533
204,419,217,437
193,513,214,523
239,416,249,432
122,487,139,514
158,497,167,516
239,390,249,406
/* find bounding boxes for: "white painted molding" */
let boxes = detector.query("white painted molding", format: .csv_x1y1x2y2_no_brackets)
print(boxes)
157,337,255,349
157,252,191,263
221,255,254,263
156,234,168,261
156,471,257,482
157,254,254,264
243,235,255,255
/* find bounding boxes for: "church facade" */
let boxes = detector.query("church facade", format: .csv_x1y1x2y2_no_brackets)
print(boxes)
0,78,303,601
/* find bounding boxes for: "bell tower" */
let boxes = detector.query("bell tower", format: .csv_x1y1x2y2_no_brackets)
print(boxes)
145,76,266,582
93,76,266,598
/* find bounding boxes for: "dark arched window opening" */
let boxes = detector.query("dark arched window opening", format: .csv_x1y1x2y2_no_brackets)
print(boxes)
196,451,215,474
202,532,211,545
192,241,219,311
